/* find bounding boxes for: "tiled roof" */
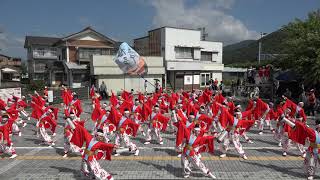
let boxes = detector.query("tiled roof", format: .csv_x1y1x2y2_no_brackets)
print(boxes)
24,36,60,48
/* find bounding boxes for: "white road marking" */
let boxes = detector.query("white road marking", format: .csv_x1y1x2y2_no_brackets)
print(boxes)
14,146,293,150
0,133,64,175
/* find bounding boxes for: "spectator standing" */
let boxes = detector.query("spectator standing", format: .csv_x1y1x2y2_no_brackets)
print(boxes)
99,81,108,100
265,66,270,81
247,66,254,84
144,80,148,93
231,80,235,95
284,88,292,99
299,90,308,106
214,78,218,90
209,82,214,91
219,81,225,92
258,67,264,83
307,89,317,116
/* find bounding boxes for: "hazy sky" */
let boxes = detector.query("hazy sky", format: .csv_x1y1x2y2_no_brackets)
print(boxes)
0,0,319,59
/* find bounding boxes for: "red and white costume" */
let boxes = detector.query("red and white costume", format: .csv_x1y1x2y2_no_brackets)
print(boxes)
70,122,115,180
178,123,215,178
0,115,17,158
145,110,169,145
218,110,254,159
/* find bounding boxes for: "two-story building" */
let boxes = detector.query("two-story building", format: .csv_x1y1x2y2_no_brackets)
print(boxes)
24,27,117,87
134,27,224,91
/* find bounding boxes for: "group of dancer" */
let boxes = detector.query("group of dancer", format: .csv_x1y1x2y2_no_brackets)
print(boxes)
0,85,318,180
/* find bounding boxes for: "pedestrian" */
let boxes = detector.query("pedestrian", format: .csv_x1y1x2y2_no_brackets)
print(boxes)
214,78,218,90
284,88,292,99
307,89,316,116
231,80,235,95
219,81,225,92
236,78,240,88
144,80,148,93
265,65,270,81
258,67,263,83
299,90,308,106
99,81,108,100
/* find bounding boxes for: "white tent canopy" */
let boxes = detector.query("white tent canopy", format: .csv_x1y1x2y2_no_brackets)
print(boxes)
1,67,17,73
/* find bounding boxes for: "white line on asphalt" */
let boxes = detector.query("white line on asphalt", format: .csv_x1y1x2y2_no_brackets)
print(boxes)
14,146,291,150
0,134,64,175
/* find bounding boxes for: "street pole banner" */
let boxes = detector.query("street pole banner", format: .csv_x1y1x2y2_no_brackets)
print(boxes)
0,87,21,102
114,42,148,76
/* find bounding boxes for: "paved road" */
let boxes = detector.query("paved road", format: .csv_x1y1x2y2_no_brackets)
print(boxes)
0,101,318,179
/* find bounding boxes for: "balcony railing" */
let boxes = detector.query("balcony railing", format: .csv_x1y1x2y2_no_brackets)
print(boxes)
33,50,58,59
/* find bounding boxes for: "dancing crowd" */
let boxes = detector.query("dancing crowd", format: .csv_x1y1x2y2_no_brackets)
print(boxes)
0,85,319,180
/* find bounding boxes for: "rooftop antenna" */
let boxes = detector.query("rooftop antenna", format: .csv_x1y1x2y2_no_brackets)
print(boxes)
198,27,208,40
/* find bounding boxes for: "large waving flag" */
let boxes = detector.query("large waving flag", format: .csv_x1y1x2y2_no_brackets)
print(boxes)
114,42,147,76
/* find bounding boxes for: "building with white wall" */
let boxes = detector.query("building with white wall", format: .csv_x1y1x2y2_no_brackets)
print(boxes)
134,27,224,91
91,55,165,94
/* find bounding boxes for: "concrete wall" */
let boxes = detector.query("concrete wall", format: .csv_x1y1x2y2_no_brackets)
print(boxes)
163,28,223,64
97,74,162,94
200,41,223,63
164,28,201,61
166,61,224,71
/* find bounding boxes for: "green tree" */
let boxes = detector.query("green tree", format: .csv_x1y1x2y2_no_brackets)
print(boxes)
281,10,320,86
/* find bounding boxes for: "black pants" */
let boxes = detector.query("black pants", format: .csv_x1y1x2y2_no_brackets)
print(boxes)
100,90,108,99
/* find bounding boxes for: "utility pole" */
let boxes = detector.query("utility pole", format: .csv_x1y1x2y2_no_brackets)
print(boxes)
258,32,267,64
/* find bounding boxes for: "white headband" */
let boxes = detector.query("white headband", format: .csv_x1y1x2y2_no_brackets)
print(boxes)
96,132,104,136
124,110,130,114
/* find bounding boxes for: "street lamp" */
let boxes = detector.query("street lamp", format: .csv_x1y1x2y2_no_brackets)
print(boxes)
258,32,267,64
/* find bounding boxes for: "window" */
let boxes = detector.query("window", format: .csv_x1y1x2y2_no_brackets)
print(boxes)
200,73,211,87
33,48,57,58
73,74,84,82
62,48,66,60
34,73,45,80
79,48,101,59
34,62,46,73
101,49,111,55
78,48,112,60
175,47,193,59
201,51,212,61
